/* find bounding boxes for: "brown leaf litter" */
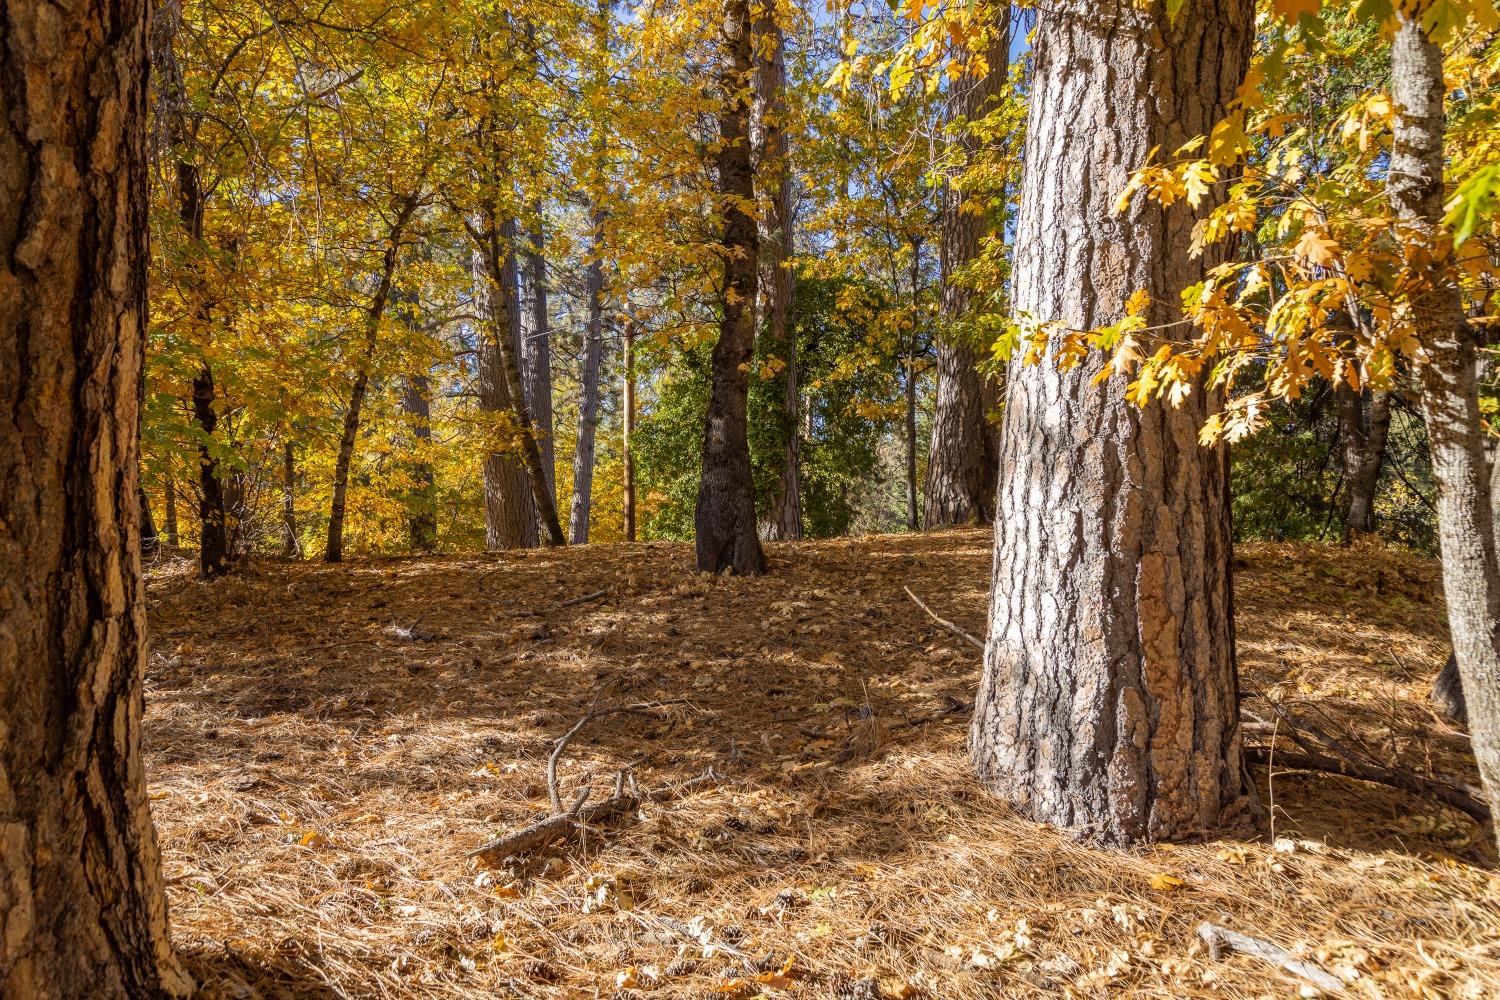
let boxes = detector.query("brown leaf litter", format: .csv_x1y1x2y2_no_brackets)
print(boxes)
143,531,1500,999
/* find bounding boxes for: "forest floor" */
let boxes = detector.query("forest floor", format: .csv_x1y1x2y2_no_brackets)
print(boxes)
144,531,1499,1000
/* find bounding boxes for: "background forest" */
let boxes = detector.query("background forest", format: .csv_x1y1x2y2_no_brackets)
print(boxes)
143,0,1480,564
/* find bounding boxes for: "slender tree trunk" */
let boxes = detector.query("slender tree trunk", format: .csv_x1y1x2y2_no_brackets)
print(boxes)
163,468,179,548
280,441,301,558
570,208,607,543
904,341,920,532
623,319,638,542
192,364,229,577
754,5,801,541
140,486,161,556
1339,385,1392,542
473,242,539,550
326,195,419,562
971,0,1257,846
523,215,556,501
0,0,194,992
403,373,438,550
1389,14,1500,839
925,7,1010,529
696,0,766,575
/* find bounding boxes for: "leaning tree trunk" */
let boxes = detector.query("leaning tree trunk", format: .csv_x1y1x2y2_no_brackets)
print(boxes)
0,0,194,993
326,195,418,562
924,7,1010,529
570,208,607,543
523,215,556,497
1390,14,1500,838
695,0,766,575
971,0,1258,846
1339,383,1392,542
753,5,802,541
474,245,539,550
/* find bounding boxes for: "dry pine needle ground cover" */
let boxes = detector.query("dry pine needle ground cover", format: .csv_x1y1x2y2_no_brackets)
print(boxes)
144,531,1500,999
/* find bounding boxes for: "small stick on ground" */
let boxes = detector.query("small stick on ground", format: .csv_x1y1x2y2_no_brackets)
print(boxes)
1197,922,1344,993
521,588,613,617
903,586,984,651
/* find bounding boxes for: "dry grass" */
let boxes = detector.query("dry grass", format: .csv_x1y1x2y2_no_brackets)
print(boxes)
143,531,1500,999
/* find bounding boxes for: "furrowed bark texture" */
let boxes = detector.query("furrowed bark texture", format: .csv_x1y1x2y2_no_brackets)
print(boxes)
474,245,539,551
0,0,194,994
1389,14,1500,837
925,8,1009,529
753,5,801,541
971,0,1257,846
695,0,766,575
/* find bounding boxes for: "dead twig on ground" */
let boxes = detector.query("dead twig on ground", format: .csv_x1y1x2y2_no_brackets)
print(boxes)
1243,746,1489,823
903,586,984,651
521,588,613,617
1197,922,1345,993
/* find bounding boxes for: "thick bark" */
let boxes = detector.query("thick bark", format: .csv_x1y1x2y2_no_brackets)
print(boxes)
623,319,638,542
280,441,301,558
971,0,1257,846
1338,385,1392,542
754,6,802,541
402,373,438,551
1392,19,1500,837
0,0,193,993
695,0,766,575
570,209,607,544
474,244,539,550
325,195,419,562
925,8,1010,529
522,215,555,494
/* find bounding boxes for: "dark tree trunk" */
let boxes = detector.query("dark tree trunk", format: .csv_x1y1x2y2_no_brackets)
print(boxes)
402,373,438,550
326,194,419,563
695,0,766,575
623,319,638,542
925,7,1010,529
570,208,607,543
523,215,556,498
1339,384,1391,542
971,0,1258,846
163,470,179,548
192,364,229,577
754,5,801,541
140,486,161,555
281,440,301,558
0,0,194,992
473,243,539,550
1389,14,1500,840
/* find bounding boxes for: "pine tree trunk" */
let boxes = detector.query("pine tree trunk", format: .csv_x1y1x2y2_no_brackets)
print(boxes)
925,8,1009,529
474,244,539,550
754,7,801,541
1339,386,1391,542
1390,14,1500,840
0,0,193,992
570,209,607,544
403,373,438,550
523,216,556,498
695,0,766,575
623,319,638,542
326,196,417,562
971,0,1257,846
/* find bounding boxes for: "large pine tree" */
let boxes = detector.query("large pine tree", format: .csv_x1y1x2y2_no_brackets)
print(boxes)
971,0,1257,845
0,0,193,992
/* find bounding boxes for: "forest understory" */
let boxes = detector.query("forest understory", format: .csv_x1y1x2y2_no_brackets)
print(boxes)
144,531,1497,1000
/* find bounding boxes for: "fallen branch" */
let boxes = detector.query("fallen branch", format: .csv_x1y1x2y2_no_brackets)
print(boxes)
1197,922,1344,993
903,587,984,651
1243,745,1490,824
520,588,613,617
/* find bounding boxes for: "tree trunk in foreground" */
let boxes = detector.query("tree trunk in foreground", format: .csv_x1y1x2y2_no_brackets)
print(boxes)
695,0,766,575
474,245,539,550
1339,384,1391,543
570,209,607,544
1390,14,1500,839
754,6,802,541
925,7,1009,529
971,0,1257,846
0,1,193,993
326,195,418,562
